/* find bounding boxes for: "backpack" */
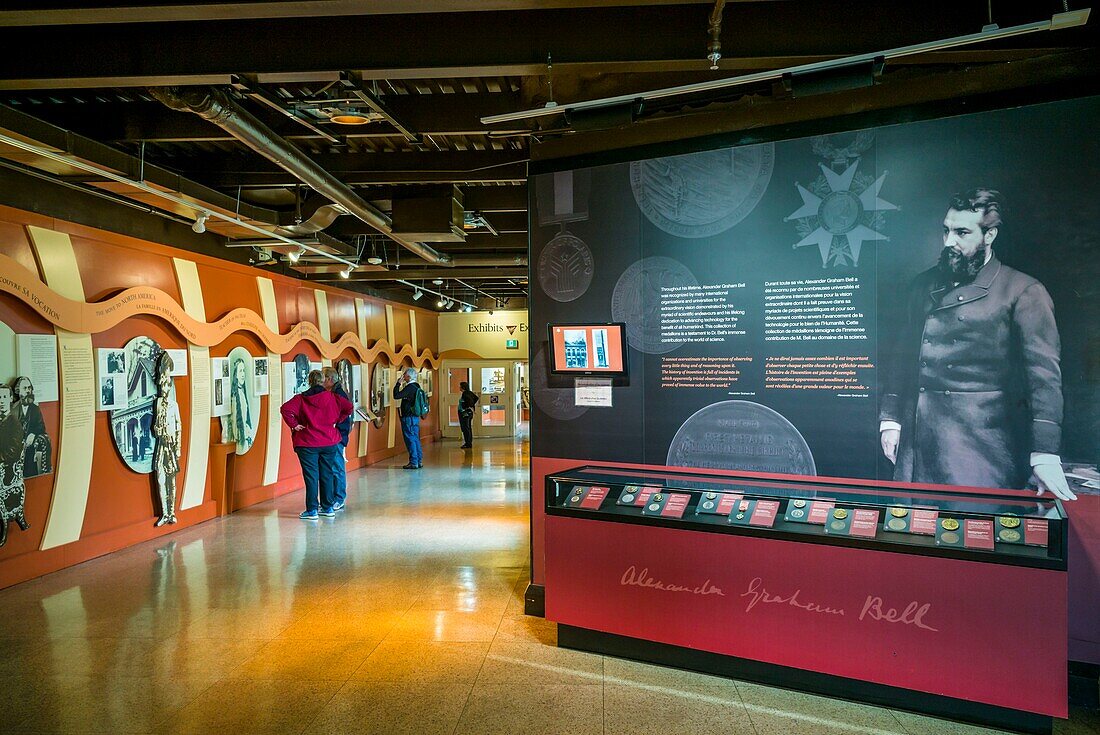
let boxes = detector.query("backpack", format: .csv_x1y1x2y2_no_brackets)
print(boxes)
412,385,429,418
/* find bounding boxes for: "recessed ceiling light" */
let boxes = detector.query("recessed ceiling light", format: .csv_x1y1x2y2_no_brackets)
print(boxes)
329,110,373,125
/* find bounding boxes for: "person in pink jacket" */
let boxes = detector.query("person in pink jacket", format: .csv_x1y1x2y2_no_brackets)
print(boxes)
280,370,353,520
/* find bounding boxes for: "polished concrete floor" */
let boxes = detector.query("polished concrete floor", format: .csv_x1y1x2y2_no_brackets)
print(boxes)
1,435,1098,735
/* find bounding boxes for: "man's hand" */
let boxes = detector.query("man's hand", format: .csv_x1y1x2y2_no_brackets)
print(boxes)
292,424,305,433
1033,463,1077,501
880,428,900,464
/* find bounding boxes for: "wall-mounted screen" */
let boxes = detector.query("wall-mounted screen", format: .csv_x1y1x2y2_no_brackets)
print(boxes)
549,323,627,375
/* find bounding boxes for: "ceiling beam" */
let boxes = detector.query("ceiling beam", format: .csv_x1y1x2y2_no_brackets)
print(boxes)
532,48,1100,163
0,94,527,143
319,267,528,282
0,1,712,27
0,102,280,224
0,3,1073,90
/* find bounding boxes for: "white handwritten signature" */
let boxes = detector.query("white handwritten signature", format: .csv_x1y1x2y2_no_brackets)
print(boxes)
620,566,726,596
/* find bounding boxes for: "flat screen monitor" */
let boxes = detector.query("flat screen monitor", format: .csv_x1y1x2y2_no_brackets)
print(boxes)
548,323,628,376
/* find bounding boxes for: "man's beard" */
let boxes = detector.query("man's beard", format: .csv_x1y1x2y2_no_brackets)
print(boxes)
939,247,986,284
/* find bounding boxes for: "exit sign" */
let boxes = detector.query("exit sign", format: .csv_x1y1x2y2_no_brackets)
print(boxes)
505,339,519,349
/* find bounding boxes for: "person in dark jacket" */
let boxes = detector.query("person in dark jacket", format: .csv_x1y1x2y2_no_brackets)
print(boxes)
281,370,353,520
458,381,479,449
322,366,352,511
392,367,424,469
879,189,1073,500
13,376,50,478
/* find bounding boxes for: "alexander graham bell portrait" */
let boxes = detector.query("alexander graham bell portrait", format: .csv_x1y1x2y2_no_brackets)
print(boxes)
879,188,1074,501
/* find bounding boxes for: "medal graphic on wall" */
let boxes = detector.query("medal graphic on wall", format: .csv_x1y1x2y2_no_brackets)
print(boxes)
535,170,594,302
784,132,896,268
630,144,775,238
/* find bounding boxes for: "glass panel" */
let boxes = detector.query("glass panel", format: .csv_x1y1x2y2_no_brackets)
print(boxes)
481,404,506,427
481,367,506,394
447,368,469,428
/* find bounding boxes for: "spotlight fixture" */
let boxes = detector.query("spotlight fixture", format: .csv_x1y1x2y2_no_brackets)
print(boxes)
445,299,454,309
437,297,445,308
287,246,305,264
340,266,353,279
412,289,423,301
191,213,209,234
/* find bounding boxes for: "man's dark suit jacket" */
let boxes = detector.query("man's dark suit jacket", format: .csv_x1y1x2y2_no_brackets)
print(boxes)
880,255,1062,488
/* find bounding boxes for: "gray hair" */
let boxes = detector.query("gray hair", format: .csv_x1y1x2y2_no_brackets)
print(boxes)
404,367,418,381
307,370,325,387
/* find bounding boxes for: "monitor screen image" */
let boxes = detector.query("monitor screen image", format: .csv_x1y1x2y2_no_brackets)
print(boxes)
549,323,627,375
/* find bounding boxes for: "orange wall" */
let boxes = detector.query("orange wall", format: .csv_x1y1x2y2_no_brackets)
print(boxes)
0,204,440,588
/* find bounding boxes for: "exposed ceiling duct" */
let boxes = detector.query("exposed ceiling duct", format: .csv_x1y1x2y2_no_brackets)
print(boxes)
149,85,453,266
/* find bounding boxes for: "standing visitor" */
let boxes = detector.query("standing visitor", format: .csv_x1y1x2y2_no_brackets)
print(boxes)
392,367,427,469
458,381,479,449
322,366,352,511
281,370,352,520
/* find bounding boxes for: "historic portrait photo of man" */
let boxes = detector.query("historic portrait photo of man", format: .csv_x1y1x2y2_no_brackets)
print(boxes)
879,189,1074,500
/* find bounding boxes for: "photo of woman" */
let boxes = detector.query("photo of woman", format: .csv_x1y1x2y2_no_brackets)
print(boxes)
227,347,260,455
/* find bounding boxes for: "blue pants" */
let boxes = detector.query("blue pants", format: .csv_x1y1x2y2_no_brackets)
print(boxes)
333,440,348,505
400,416,422,466
295,445,339,512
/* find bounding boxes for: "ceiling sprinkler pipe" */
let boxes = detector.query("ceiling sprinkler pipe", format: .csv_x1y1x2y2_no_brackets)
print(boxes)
707,0,726,69
149,85,452,266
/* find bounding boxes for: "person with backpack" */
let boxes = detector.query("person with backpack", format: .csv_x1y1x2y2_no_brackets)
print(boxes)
281,370,353,519
457,381,479,449
392,367,428,469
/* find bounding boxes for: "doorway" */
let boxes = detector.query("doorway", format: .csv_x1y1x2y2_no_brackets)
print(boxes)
441,360,526,440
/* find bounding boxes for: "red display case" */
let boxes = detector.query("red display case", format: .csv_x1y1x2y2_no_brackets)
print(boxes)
545,465,1068,734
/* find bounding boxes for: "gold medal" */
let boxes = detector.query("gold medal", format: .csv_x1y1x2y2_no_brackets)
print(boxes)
940,531,960,544
791,499,807,509
941,518,960,531
832,508,849,520
738,500,750,511
999,528,1022,543
890,507,909,518
887,518,907,531
652,494,663,502
998,515,1021,529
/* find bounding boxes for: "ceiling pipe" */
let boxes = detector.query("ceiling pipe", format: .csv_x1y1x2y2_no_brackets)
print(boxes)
707,0,726,70
149,85,452,266
277,202,348,237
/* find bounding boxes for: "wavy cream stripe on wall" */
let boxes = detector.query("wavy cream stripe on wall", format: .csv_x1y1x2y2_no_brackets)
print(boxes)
257,277,283,486
26,226,95,551
172,258,211,511
0,253,442,368
385,304,396,449
355,298,369,458
314,289,332,368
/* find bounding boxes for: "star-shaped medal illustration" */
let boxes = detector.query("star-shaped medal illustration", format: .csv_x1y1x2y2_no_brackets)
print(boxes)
785,160,896,267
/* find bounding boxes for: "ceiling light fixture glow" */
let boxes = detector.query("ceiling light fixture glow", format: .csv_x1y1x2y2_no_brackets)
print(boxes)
191,212,208,234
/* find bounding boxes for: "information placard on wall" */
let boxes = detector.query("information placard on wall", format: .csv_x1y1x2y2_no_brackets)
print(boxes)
16,334,59,403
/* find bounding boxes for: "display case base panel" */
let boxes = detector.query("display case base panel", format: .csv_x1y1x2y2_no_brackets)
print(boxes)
559,624,1052,735
545,516,1067,718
